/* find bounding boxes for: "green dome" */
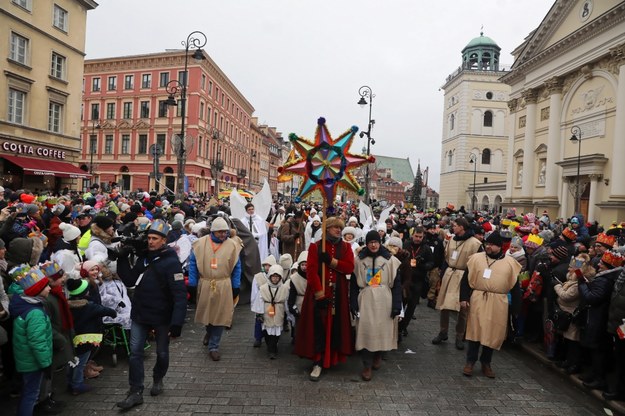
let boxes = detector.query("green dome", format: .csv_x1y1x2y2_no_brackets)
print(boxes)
463,32,500,52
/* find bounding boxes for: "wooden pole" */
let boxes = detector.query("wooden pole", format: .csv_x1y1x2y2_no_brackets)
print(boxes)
321,198,327,293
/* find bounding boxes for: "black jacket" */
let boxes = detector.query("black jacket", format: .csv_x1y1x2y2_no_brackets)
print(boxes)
117,245,186,328
68,299,116,355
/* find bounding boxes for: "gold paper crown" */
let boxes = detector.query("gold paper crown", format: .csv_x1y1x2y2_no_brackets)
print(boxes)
561,227,577,241
524,234,544,247
596,233,616,248
601,251,624,268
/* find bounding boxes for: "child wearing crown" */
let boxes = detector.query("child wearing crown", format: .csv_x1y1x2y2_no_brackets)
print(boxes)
8,264,53,415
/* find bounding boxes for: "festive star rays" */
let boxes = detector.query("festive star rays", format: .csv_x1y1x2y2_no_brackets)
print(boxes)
278,117,374,203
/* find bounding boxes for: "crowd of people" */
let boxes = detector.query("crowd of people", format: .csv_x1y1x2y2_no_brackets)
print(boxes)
1,182,625,414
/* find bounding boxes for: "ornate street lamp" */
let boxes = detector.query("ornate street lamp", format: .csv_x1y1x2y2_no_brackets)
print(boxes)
357,85,375,204
469,154,477,211
164,31,207,199
570,125,583,215
89,118,101,188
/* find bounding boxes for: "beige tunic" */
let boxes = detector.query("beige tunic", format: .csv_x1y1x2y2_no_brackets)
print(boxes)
465,253,521,350
259,283,289,329
353,254,401,352
289,272,307,311
436,236,482,311
193,236,242,327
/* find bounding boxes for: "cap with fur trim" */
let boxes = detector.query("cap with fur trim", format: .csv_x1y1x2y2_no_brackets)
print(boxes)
324,217,344,230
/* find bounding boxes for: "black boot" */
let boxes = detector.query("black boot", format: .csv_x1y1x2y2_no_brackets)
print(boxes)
150,378,164,396
116,388,144,410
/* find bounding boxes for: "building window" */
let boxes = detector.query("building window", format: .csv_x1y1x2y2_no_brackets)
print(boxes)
201,74,206,90
200,102,204,120
107,76,116,91
483,110,493,127
138,134,147,154
53,4,68,31
486,91,493,100
8,88,25,124
207,107,211,124
48,101,63,133
208,81,213,95
105,135,113,154
158,101,168,118
140,101,149,118
450,113,455,130
481,148,491,165
89,135,97,154
448,150,453,166
124,75,133,90
92,77,100,92
106,102,115,119
123,102,132,119
50,52,66,79
90,103,100,120
121,134,130,154
178,71,186,86
176,101,182,117
9,32,29,65
159,72,169,87
12,0,32,11
198,137,202,157
141,74,151,89
157,134,166,155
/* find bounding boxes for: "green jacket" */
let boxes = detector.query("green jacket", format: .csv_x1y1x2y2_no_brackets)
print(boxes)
9,290,53,373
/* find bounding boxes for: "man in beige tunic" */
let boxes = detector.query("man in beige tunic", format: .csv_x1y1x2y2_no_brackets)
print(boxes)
189,217,242,361
433,217,482,350
460,232,521,378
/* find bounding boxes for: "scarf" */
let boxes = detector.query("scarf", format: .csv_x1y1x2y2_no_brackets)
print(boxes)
50,285,73,331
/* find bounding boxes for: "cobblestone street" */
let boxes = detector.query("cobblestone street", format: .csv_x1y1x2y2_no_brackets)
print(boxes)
6,303,607,415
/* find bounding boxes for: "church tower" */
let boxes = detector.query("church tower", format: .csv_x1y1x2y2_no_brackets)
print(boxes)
439,31,510,213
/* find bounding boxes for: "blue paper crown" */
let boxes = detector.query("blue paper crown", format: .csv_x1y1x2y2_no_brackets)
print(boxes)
16,267,46,291
148,219,170,236
9,264,31,281
41,261,62,278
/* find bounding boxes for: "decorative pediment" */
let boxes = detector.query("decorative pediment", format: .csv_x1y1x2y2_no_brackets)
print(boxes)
534,143,548,154
513,149,524,158
133,120,150,130
99,121,117,130
117,120,132,129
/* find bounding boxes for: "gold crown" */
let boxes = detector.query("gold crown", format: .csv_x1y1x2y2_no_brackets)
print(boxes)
596,233,616,248
601,251,624,268
561,228,577,241
525,234,544,247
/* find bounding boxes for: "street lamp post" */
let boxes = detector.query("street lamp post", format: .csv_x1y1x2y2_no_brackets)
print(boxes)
570,125,583,215
89,118,100,188
165,31,207,199
357,86,375,204
469,154,477,211
211,145,224,197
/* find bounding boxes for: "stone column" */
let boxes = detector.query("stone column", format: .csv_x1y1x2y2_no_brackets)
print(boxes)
544,78,563,198
610,44,625,197
588,174,601,223
505,99,518,200
521,89,538,199
560,178,569,219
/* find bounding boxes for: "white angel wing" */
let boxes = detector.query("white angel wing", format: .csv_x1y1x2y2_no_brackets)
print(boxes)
252,180,272,221
378,204,396,226
229,187,248,221
359,201,373,230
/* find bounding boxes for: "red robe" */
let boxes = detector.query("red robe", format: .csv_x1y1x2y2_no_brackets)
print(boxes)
294,239,354,368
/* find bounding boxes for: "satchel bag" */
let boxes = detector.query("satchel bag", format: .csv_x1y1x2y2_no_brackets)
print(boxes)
571,305,590,329
551,304,573,331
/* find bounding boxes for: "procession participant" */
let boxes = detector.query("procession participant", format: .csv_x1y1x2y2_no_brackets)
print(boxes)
294,217,354,381
287,251,308,344
251,255,277,348
116,220,186,409
258,264,290,359
244,203,269,260
460,232,521,378
188,217,242,361
351,230,402,381
433,217,482,350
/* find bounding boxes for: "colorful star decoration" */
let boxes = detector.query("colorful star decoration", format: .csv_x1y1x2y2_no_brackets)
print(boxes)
278,117,375,204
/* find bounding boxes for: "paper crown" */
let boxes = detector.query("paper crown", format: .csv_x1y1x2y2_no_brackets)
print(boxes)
524,234,544,248
500,219,511,227
561,227,577,242
41,261,63,279
601,251,624,268
9,264,31,281
16,267,50,296
596,233,616,248
147,219,170,237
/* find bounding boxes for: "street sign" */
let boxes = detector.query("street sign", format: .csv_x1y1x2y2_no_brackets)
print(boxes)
150,144,162,158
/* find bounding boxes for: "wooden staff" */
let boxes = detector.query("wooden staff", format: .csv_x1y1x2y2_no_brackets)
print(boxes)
321,198,327,293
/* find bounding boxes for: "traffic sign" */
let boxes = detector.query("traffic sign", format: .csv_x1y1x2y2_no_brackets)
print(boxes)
150,144,163,158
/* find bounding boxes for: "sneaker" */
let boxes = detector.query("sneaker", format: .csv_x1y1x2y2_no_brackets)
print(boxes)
309,365,322,382
116,390,144,410
71,383,93,396
455,339,465,350
431,332,448,345
150,379,163,396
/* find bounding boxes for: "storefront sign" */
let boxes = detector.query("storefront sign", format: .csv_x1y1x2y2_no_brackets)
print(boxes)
2,141,66,160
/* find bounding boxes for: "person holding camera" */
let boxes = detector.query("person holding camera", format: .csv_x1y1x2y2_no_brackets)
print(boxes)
116,220,187,410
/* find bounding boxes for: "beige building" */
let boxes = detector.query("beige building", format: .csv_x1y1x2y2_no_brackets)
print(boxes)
502,0,625,224
0,0,97,192
439,32,510,212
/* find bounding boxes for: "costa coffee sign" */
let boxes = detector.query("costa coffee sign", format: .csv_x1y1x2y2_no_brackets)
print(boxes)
2,141,66,159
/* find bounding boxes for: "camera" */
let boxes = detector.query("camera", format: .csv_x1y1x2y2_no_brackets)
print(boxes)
112,231,148,254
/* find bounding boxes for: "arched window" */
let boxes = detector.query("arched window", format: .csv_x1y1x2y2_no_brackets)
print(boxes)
482,148,491,165
450,114,455,130
483,110,493,127
448,150,453,166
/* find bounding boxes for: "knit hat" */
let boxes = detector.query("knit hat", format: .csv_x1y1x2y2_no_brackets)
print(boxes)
310,215,321,224
325,217,344,230
551,245,569,261
366,230,382,244
147,219,170,238
25,204,38,216
387,236,403,249
122,212,138,224
485,231,503,247
59,223,81,242
93,215,114,230
210,217,229,232
80,260,100,278
17,267,49,296
538,229,554,244
20,193,36,204
510,236,524,250
191,221,207,234
347,216,359,226
119,203,130,212
279,254,293,271
171,220,183,231
174,213,185,222
262,255,277,267
67,278,89,297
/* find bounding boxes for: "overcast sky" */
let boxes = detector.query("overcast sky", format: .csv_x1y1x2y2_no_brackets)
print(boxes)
85,0,554,190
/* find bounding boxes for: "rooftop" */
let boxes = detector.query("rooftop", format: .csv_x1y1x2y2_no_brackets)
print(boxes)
373,155,415,183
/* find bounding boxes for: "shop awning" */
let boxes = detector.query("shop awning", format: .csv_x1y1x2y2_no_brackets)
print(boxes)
2,155,91,179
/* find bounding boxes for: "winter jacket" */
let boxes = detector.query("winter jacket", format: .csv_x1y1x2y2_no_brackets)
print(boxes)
117,245,186,327
607,268,625,334
9,292,53,373
68,298,116,355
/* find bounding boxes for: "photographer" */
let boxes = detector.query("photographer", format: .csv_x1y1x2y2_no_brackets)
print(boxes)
116,219,187,410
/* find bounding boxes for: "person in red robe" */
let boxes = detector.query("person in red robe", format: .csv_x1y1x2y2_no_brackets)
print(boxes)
294,216,354,381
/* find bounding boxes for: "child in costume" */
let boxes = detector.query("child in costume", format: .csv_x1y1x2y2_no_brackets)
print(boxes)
287,251,308,343
259,264,289,359
250,255,276,348
66,278,117,395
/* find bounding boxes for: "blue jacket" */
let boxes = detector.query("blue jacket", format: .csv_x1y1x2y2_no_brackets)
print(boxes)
117,245,186,327
187,233,242,289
